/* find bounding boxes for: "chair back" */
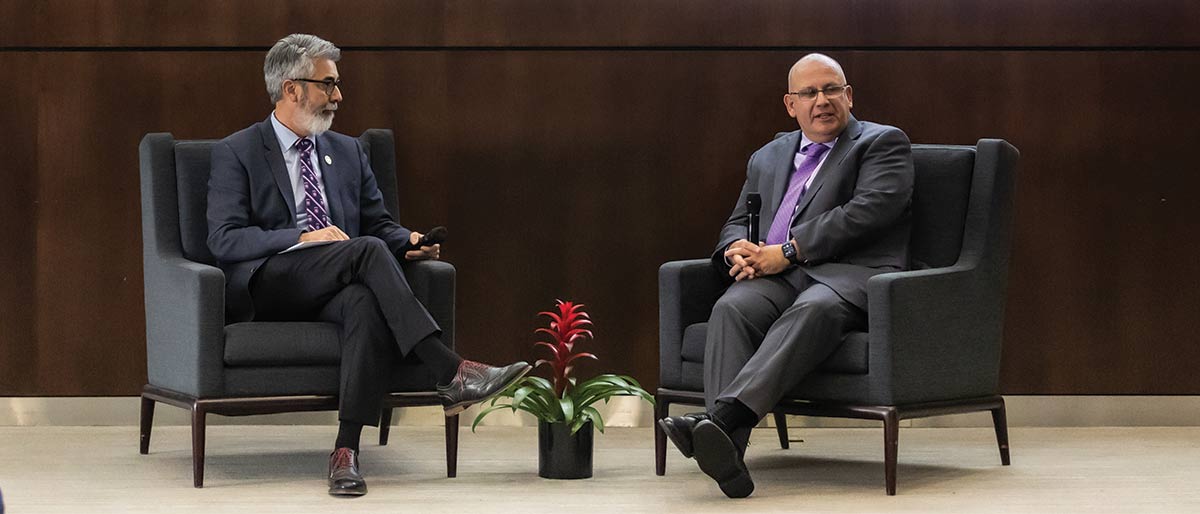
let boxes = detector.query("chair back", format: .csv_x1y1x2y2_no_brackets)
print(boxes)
908,145,976,270
174,140,218,265
908,140,1018,282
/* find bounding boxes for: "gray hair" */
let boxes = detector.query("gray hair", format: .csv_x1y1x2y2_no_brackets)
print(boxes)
263,34,341,103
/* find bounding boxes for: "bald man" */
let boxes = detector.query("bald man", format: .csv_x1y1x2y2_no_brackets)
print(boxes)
660,54,915,498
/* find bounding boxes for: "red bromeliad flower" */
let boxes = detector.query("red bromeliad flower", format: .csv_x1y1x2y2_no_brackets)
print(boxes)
534,300,598,398
471,299,653,435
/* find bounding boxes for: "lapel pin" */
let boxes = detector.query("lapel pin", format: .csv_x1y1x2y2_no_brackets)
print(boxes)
324,155,332,165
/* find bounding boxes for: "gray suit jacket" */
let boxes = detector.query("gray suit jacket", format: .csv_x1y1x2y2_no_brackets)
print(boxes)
207,117,413,322
712,116,915,310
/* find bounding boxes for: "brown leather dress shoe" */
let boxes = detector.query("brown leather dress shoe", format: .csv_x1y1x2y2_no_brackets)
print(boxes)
328,447,367,497
437,360,532,416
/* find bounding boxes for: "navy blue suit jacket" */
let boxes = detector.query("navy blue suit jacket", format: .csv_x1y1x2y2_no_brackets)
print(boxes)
207,117,412,321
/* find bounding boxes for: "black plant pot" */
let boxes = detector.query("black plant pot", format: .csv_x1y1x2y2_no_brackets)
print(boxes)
537,420,593,479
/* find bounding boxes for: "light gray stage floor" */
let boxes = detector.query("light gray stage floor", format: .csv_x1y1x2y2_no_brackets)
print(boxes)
0,425,1196,513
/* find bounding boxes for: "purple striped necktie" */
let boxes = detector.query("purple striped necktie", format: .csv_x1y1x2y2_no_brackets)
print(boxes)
295,138,331,231
765,143,829,245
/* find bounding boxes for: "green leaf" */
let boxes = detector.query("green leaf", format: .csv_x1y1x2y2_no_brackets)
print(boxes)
621,375,646,390
470,373,585,425
471,403,514,433
515,381,559,421
520,385,562,422
570,388,614,410
582,406,605,433
603,375,634,389
525,375,555,392
512,385,534,411
559,397,575,424
565,374,654,411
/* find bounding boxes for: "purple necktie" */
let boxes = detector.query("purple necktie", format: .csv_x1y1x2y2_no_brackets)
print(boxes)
296,138,330,231
765,143,829,245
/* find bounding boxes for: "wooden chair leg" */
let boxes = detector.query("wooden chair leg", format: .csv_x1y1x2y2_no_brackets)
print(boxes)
139,395,155,455
379,408,394,446
654,393,669,476
445,413,459,478
991,399,1012,465
883,409,899,496
773,412,790,449
191,404,207,488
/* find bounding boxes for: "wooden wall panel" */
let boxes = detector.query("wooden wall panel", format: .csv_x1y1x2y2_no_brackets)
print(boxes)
341,51,795,380
0,53,39,393
4,1,1200,48
343,50,1200,394
1,1,1198,396
844,52,1200,393
26,53,265,394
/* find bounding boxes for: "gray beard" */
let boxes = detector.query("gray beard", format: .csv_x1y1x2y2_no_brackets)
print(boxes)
302,110,335,136
296,90,336,136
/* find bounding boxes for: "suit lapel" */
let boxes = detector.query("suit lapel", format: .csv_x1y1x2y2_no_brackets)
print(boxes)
316,133,347,230
763,131,802,235
792,116,862,221
257,119,297,226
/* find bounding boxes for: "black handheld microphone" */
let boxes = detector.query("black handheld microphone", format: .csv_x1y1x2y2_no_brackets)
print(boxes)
416,226,448,247
746,193,761,243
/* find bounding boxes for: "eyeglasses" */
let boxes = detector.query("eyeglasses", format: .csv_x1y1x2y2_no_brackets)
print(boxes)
788,84,849,102
291,77,341,96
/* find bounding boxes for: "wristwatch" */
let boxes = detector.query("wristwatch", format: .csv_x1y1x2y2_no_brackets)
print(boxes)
781,241,801,265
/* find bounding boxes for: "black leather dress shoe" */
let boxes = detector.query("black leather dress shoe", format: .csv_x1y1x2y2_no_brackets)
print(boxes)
658,412,710,458
328,448,367,497
437,360,532,416
692,420,754,499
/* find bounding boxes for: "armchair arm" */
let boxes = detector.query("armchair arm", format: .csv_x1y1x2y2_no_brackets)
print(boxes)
143,255,227,398
659,259,729,388
866,264,1005,404
401,260,456,351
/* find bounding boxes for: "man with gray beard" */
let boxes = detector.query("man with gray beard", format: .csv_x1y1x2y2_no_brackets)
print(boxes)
207,34,530,496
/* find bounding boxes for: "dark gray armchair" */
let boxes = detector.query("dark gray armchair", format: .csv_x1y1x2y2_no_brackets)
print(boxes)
655,139,1019,495
138,129,458,487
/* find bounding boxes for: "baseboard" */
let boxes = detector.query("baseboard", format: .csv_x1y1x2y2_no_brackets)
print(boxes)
2,395,1198,427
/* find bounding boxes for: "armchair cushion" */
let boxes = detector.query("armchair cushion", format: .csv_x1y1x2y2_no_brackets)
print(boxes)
825,331,869,374
220,361,438,397
223,322,341,367
679,323,708,363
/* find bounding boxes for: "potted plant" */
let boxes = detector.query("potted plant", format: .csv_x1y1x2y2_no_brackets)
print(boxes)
472,299,654,479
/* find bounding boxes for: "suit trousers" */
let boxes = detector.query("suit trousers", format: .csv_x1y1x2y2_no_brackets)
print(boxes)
250,236,442,425
704,270,865,446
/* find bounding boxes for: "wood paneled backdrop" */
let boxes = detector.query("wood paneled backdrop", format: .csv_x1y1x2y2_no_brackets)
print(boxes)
2,1,1198,395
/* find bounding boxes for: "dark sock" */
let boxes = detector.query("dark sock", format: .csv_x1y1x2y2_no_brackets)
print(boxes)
335,421,363,452
413,335,463,384
710,399,759,434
